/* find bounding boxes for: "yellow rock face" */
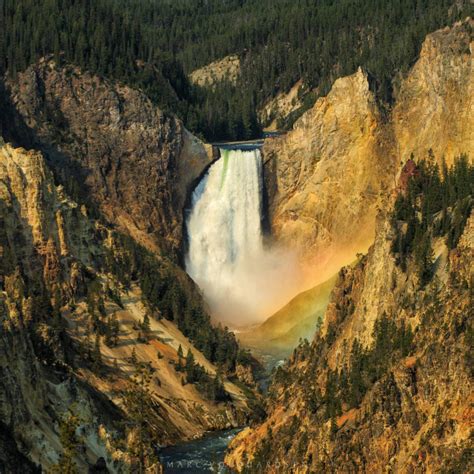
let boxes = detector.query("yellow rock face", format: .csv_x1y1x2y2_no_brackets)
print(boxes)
263,19,473,289
394,19,474,166
189,55,241,87
0,139,252,469
263,67,396,288
226,20,473,472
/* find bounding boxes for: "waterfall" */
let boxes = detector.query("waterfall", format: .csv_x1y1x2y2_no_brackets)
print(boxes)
185,147,301,327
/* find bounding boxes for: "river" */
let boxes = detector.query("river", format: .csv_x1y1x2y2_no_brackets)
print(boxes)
159,428,241,473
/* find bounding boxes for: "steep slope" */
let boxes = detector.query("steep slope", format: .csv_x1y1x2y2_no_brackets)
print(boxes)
0,140,127,471
393,19,474,166
1,58,213,257
262,18,473,290
0,139,254,471
258,80,304,130
238,275,337,360
226,162,473,473
263,67,395,287
225,19,473,473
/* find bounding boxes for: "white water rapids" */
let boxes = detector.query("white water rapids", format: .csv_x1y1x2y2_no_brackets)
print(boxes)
185,148,301,327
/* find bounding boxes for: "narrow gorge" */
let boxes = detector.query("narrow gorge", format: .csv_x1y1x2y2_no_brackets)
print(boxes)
0,3,473,473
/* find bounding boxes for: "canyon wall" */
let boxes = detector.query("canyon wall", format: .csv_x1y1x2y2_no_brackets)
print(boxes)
263,67,395,286
0,139,253,471
190,55,241,87
0,57,265,471
263,18,473,288
226,19,473,473
227,207,473,472
0,141,126,470
2,59,213,257
393,20,474,166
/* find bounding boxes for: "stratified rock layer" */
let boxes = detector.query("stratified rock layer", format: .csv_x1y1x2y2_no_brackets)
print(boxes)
0,141,124,470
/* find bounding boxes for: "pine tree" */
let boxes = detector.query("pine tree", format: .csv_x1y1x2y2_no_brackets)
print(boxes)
121,362,157,472
130,347,138,367
415,232,433,286
51,409,83,474
111,312,120,346
185,349,195,372
141,314,151,333
92,333,102,371
104,317,113,347
211,368,228,402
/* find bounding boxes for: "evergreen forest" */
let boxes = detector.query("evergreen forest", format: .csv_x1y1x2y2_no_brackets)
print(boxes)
1,0,472,140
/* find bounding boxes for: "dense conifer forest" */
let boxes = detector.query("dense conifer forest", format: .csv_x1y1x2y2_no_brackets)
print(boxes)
391,154,474,281
1,0,472,140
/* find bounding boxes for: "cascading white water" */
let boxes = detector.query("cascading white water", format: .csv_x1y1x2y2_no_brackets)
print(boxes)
185,147,301,327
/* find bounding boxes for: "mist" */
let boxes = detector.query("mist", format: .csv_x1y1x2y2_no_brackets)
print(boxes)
185,148,305,328
196,244,304,328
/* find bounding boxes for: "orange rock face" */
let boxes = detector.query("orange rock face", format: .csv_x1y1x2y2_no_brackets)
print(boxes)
262,19,473,290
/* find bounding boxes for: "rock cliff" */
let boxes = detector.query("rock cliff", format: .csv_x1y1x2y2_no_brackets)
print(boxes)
2,59,213,257
0,141,126,470
258,80,304,130
262,18,473,288
0,140,253,471
226,178,473,474
226,19,473,473
263,67,396,287
190,55,241,88
393,19,474,166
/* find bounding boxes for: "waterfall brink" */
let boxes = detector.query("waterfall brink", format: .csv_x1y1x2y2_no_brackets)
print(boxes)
185,147,301,327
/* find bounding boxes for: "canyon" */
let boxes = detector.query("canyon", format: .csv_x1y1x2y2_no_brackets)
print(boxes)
0,138,257,471
263,19,473,288
0,62,261,470
235,18,473,358
225,18,474,472
0,11,472,474
1,59,214,257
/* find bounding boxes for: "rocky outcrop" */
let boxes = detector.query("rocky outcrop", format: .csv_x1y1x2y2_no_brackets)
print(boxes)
262,18,473,288
190,55,241,88
393,19,474,166
3,59,213,257
263,67,396,286
226,20,473,472
226,198,473,474
259,80,304,130
0,141,126,471
0,139,96,288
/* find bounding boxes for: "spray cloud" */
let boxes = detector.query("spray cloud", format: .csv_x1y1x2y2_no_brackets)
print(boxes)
185,148,303,327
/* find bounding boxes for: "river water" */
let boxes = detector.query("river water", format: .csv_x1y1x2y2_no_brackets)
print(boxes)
159,428,241,473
